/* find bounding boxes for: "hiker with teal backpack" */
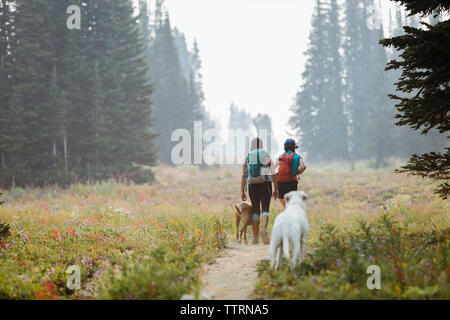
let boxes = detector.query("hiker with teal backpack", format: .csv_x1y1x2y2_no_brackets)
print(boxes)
241,137,279,245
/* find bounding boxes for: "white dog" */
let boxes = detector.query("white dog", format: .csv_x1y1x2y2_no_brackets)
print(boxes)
269,191,308,270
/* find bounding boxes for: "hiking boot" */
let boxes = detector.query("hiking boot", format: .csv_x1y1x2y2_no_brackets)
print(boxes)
252,237,259,245
260,229,269,245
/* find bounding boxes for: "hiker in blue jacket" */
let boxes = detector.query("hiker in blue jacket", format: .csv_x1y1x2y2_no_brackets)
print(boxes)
241,137,279,245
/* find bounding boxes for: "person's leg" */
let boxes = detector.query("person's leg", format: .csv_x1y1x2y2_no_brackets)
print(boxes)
260,182,272,244
252,217,260,243
280,181,297,208
248,184,261,243
261,182,272,229
278,182,287,208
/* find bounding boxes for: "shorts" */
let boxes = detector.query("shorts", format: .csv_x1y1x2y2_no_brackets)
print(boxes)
278,181,298,199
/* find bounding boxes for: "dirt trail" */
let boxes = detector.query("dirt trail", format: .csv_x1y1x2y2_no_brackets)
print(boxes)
200,241,269,300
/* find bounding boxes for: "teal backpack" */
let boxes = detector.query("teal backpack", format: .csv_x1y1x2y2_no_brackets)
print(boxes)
246,149,271,184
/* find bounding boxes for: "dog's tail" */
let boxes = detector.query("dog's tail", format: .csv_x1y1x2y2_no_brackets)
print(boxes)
282,224,290,260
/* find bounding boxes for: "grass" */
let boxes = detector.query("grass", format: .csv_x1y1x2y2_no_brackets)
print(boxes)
0,166,230,299
0,162,448,299
255,161,449,299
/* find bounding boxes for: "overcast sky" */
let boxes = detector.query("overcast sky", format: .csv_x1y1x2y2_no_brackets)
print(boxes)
162,0,315,146
137,0,410,149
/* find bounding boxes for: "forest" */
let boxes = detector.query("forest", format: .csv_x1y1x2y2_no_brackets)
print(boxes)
0,0,214,187
0,0,448,189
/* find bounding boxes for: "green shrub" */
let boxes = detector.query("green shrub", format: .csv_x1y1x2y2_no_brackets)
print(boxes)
0,223,11,240
97,240,202,299
0,193,10,240
130,168,154,184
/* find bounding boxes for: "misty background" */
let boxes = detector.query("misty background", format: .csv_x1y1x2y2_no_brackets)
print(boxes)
0,0,448,188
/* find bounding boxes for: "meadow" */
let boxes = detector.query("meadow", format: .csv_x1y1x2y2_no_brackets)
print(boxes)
0,162,448,299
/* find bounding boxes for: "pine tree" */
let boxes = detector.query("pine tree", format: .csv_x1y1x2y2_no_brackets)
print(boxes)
103,0,157,176
319,0,348,160
149,11,191,164
188,39,209,123
290,0,348,161
0,0,14,171
289,0,326,159
380,0,450,198
45,65,70,179
366,26,396,168
0,55,10,170
343,0,381,161
386,5,446,160
174,28,191,84
11,0,55,185
5,0,157,186
139,0,153,54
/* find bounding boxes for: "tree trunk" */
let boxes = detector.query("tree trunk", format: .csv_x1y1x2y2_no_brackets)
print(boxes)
52,139,57,157
63,135,68,172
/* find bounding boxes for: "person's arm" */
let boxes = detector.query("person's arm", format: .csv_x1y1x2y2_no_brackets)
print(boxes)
272,173,279,199
292,154,301,176
273,156,279,170
268,156,279,199
298,157,307,174
241,160,247,201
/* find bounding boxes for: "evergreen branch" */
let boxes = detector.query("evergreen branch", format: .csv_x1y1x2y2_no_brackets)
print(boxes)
396,148,450,199
388,0,450,17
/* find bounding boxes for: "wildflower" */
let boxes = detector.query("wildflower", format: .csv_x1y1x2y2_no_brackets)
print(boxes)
353,246,360,251
336,258,343,266
72,206,80,219
368,256,374,262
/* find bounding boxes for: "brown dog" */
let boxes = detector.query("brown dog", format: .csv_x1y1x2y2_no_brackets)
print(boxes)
234,202,253,244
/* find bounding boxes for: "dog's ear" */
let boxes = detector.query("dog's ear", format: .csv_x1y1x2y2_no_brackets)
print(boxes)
235,204,241,215
284,192,292,203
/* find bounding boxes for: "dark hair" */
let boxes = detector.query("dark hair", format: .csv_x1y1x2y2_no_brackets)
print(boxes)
284,145,296,152
250,137,263,151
